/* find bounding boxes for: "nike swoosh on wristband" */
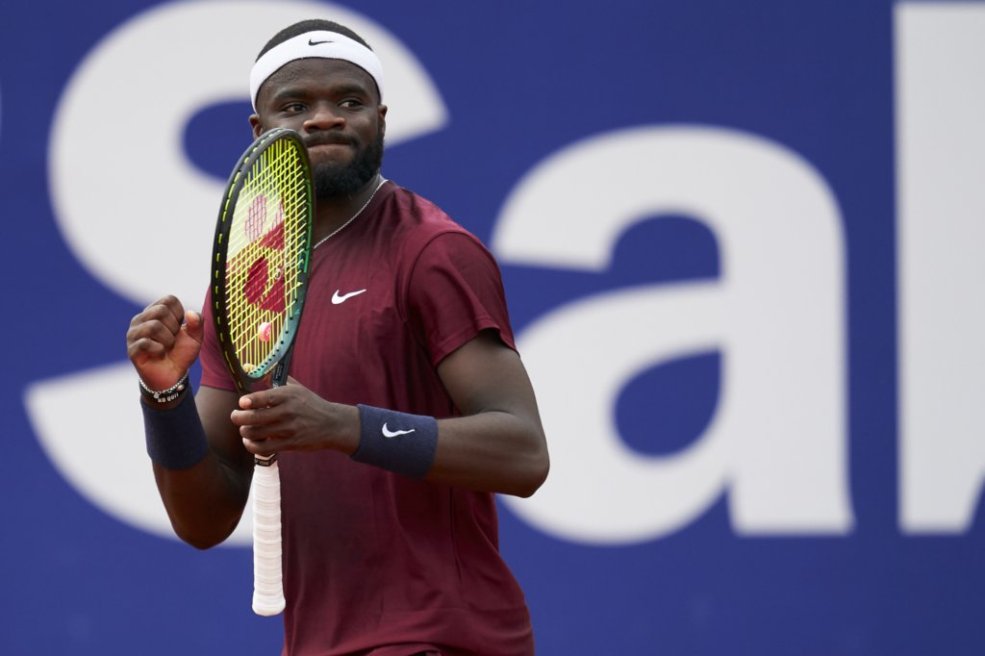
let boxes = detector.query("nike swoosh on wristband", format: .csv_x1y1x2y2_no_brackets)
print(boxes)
331,289,367,304
382,423,416,438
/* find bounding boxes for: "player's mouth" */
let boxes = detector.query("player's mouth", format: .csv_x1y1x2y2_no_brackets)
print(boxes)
306,135,356,150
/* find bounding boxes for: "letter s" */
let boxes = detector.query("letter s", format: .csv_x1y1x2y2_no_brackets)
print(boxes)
29,0,447,543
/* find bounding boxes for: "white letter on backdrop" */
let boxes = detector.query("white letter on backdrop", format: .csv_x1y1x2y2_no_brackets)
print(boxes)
897,3,985,532
493,126,852,543
30,0,447,542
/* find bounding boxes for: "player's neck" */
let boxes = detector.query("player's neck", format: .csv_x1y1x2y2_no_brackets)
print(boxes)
313,173,385,246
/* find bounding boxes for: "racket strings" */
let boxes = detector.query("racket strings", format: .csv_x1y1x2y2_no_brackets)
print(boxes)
224,139,311,374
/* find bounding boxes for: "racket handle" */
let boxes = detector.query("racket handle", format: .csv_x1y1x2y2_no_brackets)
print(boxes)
252,454,285,616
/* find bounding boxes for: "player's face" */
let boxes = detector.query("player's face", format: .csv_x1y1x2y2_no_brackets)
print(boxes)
251,58,387,198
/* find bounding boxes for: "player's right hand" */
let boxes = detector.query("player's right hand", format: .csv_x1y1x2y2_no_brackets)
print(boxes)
126,295,204,390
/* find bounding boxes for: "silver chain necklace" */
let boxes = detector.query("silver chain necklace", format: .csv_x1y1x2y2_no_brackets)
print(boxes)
312,177,388,250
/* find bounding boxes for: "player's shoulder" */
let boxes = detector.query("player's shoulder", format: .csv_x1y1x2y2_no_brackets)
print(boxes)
380,182,481,246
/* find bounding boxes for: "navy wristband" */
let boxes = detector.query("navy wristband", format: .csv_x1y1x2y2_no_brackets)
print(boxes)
141,390,209,470
352,405,438,478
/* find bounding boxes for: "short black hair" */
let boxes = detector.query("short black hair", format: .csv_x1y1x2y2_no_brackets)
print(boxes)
256,19,373,61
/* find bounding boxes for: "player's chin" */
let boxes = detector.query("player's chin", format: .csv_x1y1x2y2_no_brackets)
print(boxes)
310,158,354,182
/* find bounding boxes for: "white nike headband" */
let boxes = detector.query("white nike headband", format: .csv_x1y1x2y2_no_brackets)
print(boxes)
250,30,385,110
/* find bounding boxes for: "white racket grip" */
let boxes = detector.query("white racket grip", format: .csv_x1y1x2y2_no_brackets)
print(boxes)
252,456,285,616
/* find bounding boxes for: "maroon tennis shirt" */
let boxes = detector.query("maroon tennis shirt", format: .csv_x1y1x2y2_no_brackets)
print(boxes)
200,182,535,655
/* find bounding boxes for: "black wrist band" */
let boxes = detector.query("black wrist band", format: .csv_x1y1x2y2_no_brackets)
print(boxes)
142,390,209,469
352,405,438,478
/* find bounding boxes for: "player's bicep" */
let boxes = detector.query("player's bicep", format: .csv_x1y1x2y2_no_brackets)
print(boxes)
436,331,549,495
438,330,541,423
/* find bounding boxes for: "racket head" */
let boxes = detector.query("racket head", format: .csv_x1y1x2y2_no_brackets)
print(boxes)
211,127,313,393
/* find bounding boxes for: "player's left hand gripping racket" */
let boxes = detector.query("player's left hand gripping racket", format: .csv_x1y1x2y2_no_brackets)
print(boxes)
210,127,313,616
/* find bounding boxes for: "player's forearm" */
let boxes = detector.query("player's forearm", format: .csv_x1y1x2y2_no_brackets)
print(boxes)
428,411,549,497
152,456,250,549
231,381,550,495
142,386,251,549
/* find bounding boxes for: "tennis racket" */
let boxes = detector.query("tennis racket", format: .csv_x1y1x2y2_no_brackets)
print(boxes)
210,127,313,616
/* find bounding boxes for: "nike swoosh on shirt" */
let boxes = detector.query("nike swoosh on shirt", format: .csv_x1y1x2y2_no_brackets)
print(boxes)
331,289,367,304
382,423,416,438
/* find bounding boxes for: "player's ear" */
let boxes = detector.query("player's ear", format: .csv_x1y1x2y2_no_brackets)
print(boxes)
249,114,262,139
378,104,387,138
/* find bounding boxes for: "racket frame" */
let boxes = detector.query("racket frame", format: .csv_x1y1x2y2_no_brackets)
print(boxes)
210,127,314,395
208,127,314,617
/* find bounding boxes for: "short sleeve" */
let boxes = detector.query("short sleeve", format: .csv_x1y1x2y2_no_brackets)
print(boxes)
198,288,238,391
404,232,516,366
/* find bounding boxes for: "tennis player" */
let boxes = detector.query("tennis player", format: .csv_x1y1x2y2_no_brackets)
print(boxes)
125,18,549,656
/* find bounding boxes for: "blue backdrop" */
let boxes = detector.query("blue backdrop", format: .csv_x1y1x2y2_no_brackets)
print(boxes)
4,1,985,654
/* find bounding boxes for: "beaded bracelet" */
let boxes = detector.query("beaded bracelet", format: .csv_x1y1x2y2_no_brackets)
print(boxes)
139,373,189,405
